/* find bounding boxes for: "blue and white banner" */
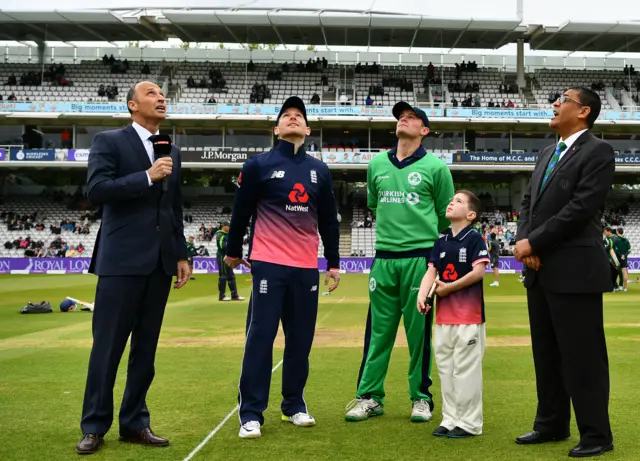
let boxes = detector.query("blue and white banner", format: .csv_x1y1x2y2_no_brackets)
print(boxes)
67,149,90,161
447,108,555,119
0,101,445,118
9,148,56,161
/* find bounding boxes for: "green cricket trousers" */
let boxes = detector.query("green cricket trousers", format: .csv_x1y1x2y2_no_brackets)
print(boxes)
357,256,434,405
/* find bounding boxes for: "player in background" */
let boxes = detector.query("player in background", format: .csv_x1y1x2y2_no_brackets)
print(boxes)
346,101,454,423
418,190,489,438
186,236,197,281
216,220,244,301
614,227,631,292
603,227,620,291
225,96,340,439
488,232,500,287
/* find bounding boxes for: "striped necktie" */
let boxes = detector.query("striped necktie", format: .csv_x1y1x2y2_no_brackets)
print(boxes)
541,141,567,189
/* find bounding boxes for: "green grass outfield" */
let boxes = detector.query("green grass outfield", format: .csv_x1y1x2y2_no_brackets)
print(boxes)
1,273,640,461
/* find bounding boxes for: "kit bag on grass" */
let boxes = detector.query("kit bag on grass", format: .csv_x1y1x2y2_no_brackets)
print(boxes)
19,301,53,314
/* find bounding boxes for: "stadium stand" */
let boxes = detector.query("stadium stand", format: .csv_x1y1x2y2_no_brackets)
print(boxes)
439,67,524,108
532,69,627,110
11,57,638,112
175,61,338,105
0,59,158,103
1,195,98,258
0,59,535,108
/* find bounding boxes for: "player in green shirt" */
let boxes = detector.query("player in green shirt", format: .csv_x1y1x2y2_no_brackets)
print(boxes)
603,227,620,290
346,102,455,423
615,227,631,292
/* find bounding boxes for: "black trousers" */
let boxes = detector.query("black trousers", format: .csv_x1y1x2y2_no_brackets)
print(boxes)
80,264,172,436
609,264,619,289
238,261,319,425
526,280,612,446
217,254,238,299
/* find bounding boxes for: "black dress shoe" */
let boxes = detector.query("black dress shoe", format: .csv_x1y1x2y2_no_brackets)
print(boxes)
447,427,475,438
120,428,169,446
516,430,570,445
76,434,104,455
432,426,450,437
569,443,613,458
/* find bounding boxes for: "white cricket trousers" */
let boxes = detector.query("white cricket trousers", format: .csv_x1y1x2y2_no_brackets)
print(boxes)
435,323,486,435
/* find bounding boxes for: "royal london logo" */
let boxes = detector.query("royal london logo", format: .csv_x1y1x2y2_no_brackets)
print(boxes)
286,183,310,212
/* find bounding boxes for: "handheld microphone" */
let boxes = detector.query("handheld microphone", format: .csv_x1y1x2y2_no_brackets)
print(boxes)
152,134,172,192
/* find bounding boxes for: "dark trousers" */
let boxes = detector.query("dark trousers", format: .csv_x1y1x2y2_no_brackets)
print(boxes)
238,261,319,425
217,255,238,299
609,264,619,289
526,280,612,446
80,264,172,436
356,303,435,409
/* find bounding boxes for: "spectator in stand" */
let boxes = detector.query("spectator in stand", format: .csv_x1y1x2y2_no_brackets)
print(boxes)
310,93,320,104
61,129,72,149
366,95,373,105
364,211,374,228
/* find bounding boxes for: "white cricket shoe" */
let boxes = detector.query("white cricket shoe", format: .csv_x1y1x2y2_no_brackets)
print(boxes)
490,281,499,287
239,421,261,439
410,399,432,422
344,398,384,421
220,297,232,301
232,296,246,301
282,412,316,427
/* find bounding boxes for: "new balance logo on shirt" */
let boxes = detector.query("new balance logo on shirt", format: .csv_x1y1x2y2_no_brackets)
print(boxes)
311,285,318,292
271,170,285,179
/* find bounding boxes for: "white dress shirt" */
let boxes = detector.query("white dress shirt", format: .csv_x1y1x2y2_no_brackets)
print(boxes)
131,121,159,186
557,128,587,162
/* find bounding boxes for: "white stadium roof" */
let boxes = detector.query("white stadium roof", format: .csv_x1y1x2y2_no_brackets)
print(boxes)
1,1,640,52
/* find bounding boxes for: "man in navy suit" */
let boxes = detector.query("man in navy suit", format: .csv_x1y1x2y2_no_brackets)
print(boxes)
76,81,190,455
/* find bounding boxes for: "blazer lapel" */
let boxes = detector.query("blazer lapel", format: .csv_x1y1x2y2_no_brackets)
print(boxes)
122,124,152,170
530,145,555,209
536,131,591,201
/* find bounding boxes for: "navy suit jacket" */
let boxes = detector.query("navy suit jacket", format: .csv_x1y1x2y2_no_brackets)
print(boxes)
87,124,187,276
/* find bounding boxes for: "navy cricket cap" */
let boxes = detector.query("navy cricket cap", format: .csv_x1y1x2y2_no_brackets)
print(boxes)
392,101,430,128
276,96,308,125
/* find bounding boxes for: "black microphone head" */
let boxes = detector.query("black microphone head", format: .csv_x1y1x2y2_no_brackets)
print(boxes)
152,134,172,157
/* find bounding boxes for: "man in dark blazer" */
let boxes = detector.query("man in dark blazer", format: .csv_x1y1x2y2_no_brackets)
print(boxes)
76,81,190,455
513,87,615,458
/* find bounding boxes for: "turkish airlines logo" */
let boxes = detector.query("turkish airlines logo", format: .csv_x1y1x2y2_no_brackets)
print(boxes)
288,183,309,203
443,263,458,281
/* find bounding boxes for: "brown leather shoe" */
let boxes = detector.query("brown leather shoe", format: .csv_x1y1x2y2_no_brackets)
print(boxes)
119,428,169,446
76,434,104,455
